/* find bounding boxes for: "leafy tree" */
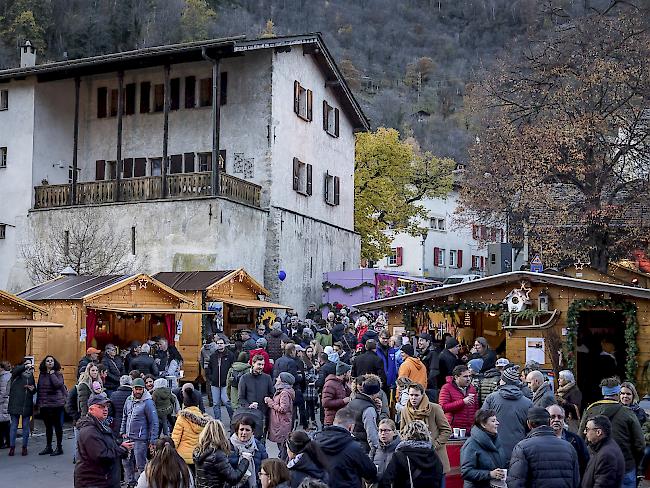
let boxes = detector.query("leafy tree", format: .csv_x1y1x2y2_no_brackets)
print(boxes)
355,128,454,260
180,0,217,42
260,19,276,38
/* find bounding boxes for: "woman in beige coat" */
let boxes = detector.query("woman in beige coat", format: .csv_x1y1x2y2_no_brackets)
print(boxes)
399,381,452,473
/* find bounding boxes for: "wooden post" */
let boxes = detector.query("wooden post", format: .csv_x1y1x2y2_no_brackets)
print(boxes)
162,64,170,198
212,59,221,196
71,76,80,205
116,70,124,202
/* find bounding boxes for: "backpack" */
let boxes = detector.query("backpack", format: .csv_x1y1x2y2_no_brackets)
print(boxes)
65,384,79,419
230,367,248,390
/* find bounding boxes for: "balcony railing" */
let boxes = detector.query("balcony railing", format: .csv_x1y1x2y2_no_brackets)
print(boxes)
34,172,261,209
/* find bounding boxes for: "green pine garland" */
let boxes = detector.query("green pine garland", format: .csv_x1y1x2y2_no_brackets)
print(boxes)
322,281,375,293
565,298,638,381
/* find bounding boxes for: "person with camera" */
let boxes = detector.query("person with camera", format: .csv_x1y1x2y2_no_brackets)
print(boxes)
7,357,35,456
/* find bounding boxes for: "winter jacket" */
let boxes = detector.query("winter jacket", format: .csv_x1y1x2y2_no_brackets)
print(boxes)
399,393,451,472
199,342,217,372
315,360,337,391
74,414,128,488
379,440,443,488
288,451,330,488
507,425,580,488
483,384,532,463
418,345,440,390
238,371,274,416
397,356,428,389
460,425,506,488
578,399,644,472
476,369,500,405
8,364,35,417
556,382,582,421
206,350,234,388
101,355,123,392
626,403,648,425
438,349,460,388
77,382,94,417
531,382,556,409
248,348,273,375
267,384,295,443
321,374,351,425
341,332,358,353
226,361,250,409
193,447,249,488
361,329,379,345
332,322,345,343
562,429,590,477
37,370,66,408
581,436,625,488
110,385,132,437
152,385,175,418
267,329,288,360
273,354,298,381
469,349,497,373
439,376,478,432
348,392,378,454
352,350,387,386
0,370,10,422
120,390,159,444
373,435,401,477
376,345,399,388
227,436,268,486
315,329,333,349
171,406,209,464
314,425,378,488
129,353,159,377
173,387,205,414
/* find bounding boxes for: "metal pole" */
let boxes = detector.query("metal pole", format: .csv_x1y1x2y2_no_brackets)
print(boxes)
71,76,80,205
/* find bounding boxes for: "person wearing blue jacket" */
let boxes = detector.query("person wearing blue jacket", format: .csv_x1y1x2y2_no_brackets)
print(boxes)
120,377,159,486
376,331,398,394
460,409,507,488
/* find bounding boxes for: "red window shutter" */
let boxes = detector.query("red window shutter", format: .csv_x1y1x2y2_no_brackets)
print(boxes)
434,247,440,266
480,225,487,240
457,250,463,268
472,225,478,240
306,164,313,195
293,81,300,115
334,108,340,137
480,256,485,270
334,176,340,205
307,89,313,121
396,247,403,266
292,158,299,190
323,100,328,130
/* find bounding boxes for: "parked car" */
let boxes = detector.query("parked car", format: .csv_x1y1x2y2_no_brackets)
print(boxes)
442,274,482,286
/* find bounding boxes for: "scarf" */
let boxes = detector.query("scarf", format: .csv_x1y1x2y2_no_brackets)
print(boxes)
556,381,575,398
230,433,258,488
533,382,551,403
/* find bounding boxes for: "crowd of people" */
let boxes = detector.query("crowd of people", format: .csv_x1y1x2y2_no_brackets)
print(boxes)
1,305,649,488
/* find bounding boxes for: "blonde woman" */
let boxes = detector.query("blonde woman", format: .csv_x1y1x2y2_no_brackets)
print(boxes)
193,419,252,488
77,363,101,416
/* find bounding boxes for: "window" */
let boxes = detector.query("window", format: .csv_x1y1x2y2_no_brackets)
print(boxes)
490,253,497,265
140,82,151,113
169,154,183,174
106,161,117,180
431,218,446,230
153,84,164,112
110,89,118,117
170,78,180,110
184,153,195,173
322,101,339,137
68,166,81,184
449,250,457,267
150,158,162,176
0,90,8,110
124,83,136,115
324,171,340,205
131,226,136,255
471,255,481,270
185,76,196,108
388,247,403,266
433,247,445,267
122,158,133,178
292,157,312,195
134,158,146,177
293,81,312,121
64,230,69,256
199,78,211,107
97,87,107,118
0,147,6,168
198,152,211,172
95,160,105,180
0,224,5,239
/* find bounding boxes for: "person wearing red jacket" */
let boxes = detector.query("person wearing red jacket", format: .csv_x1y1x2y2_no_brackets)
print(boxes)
248,338,273,375
439,364,478,434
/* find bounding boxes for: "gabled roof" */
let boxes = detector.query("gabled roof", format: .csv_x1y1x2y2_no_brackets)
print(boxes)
0,289,48,314
18,275,131,301
154,271,236,291
354,271,650,310
0,33,369,130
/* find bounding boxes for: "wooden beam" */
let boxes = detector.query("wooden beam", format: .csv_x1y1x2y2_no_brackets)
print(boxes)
115,70,124,202
71,76,80,205
212,58,222,196
162,64,170,197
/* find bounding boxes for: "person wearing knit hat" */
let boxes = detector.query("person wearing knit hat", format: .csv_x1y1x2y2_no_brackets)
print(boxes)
482,364,533,463
438,337,461,388
397,343,427,390
266,369,296,460
321,358,352,426
347,375,381,454
278,372,295,386
336,361,351,376
467,358,484,374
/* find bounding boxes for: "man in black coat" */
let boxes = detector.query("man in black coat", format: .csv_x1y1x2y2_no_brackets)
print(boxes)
507,407,580,488
351,340,387,387
110,376,133,437
316,353,337,390
547,404,590,477
75,393,133,488
101,344,123,396
206,336,235,421
129,343,159,376
438,337,461,388
314,406,378,488
582,415,625,488
417,333,440,393
273,343,299,380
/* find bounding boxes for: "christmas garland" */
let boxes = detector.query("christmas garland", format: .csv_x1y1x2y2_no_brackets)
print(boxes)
565,298,638,381
322,281,376,293
402,301,505,331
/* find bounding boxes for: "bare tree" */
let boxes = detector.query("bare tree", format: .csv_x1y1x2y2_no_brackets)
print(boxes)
21,209,142,284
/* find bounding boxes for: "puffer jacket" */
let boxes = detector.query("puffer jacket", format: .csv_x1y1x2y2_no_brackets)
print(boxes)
507,425,579,488
110,385,132,437
578,399,644,472
352,351,387,387
373,435,401,477
439,376,478,432
267,329,287,360
171,406,209,464
397,356,428,389
322,374,351,425
77,381,93,416
289,450,330,488
129,353,159,377
193,447,249,488
8,364,35,417
483,384,532,463
581,436,625,488
379,440,443,488
476,369,500,404
226,361,250,409
267,383,295,443
0,370,10,422
152,384,175,418
120,390,159,444
37,370,66,408
460,425,506,488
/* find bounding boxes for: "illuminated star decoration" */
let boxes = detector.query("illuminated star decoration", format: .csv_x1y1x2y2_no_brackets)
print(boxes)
574,258,591,271
137,278,148,289
519,281,532,300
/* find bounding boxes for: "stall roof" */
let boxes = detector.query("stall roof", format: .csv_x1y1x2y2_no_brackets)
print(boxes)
354,271,650,310
0,289,48,314
89,306,215,314
18,275,131,301
0,319,63,328
219,297,291,309
154,271,236,291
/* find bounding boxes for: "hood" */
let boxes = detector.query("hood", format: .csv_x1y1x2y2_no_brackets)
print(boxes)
395,441,438,468
292,452,326,478
316,426,353,453
406,356,425,371
153,378,168,389
154,387,172,399
483,368,500,378
498,384,524,400
179,407,209,432
130,390,153,402
232,361,251,371
586,399,623,417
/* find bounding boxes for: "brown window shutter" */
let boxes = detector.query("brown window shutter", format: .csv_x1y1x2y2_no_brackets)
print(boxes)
95,160,105,180
324,171,329,202
434,247,440,266
457,250,463,268
323,100,328,131
293,158,300,190
334,176,340,205
334,108,340,136
97,87,107,118
307,89,313,121
396,247,403,266
306,163,313,195
294,81,300,115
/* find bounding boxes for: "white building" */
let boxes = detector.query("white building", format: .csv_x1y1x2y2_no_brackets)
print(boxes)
377,188,504,281
0,34,368,314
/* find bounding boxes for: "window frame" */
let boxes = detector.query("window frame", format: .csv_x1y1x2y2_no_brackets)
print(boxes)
0,224,5,239
322,100,340,137
449,250,457,268
292,157,312,196
0,147,6,168
0,89,9,111
293,81,313,121
97,87,108,118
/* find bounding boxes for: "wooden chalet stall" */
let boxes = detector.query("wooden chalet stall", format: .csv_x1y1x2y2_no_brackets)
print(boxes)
155,269,291,381
0,289,62,366
17,274,210,388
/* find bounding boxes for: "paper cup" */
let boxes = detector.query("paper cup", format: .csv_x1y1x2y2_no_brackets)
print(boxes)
459,428,466,437
453,427,461,438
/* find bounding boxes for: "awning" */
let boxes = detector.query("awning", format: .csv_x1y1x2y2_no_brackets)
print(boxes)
219,297,291,309
88,306,216,314
0,319,63,329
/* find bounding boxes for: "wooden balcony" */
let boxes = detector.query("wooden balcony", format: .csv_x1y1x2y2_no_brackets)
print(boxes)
34,172,261,209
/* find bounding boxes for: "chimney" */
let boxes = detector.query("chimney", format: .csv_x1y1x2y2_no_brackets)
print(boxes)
20,40,36,68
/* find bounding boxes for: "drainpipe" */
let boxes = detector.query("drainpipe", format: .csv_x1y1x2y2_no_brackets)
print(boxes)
202,48,221,196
